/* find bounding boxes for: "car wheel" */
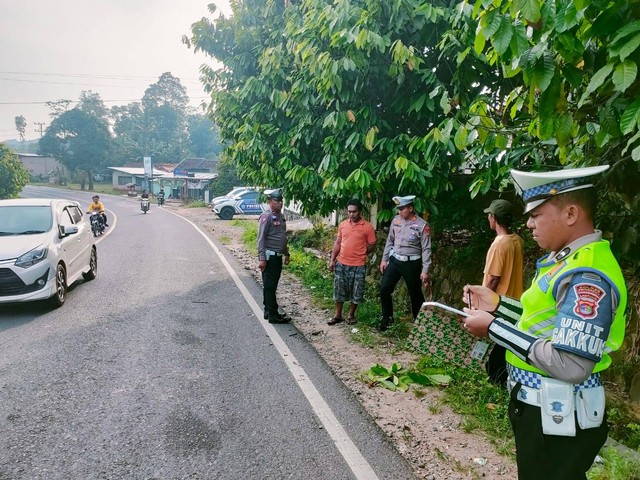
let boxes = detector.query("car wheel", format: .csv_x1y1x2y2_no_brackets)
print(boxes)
50,263,67,308
83,248,98,281
219,207,234,220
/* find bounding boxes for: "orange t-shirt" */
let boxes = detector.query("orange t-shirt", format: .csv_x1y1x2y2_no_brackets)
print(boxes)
482,234,524,297
336,218,376,267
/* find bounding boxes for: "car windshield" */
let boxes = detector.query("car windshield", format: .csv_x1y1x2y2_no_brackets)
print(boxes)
0,206,53,235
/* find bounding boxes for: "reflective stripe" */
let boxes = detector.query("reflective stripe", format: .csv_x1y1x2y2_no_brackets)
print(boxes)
508,365,602,392
266,250,283,257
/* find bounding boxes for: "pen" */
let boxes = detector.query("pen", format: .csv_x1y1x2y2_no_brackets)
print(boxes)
467,289,472,310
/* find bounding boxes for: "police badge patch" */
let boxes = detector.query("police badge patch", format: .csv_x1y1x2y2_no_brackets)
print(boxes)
573,283,606,320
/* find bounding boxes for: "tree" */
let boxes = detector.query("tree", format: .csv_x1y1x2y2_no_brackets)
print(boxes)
141,72,190,163
14,116,27,142
186,0,500,217
0,144,29,199
78,90,109,120
45,99,73,119
111,102,146,164
187,113,223,158
39,108,112,191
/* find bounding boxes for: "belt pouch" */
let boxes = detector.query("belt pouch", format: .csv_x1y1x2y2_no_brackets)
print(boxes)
576,386,605,429
540,377,575,437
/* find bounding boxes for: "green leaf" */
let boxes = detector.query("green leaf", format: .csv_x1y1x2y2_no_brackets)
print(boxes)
613,61,638,93
529,52,555,92
633,144,640,161
364,127,378,151
555,1,582,33
456,47,471,65
474,30,486,55
426,374,452,386
480,9,501,38
585,122,600,135
562,64,583,89
619,33,640,62
492,18,514,56
396,382,410,392
369,364,390,376
380,380,397,391
611,21,640,46
578,63,614,107
622,131,640,156
555,113,573,147
620,98,640,134
515,0,541,23
440,91,451,115
454,126,469,150
405,372,432,386
395,156,409,171
538,115,555,140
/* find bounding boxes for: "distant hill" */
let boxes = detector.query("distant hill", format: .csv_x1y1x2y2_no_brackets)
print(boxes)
1,139,39,154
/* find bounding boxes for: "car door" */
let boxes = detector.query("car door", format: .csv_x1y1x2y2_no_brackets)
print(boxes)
57,204,84,280
238,191,262,214
68,205,92,266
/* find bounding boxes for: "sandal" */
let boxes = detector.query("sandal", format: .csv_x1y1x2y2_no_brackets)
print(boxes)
327,317,344,325
346,316,356,325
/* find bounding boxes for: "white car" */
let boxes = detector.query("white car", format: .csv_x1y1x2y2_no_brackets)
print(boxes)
210,186,254,209
213,190,268,220
0,198,98,307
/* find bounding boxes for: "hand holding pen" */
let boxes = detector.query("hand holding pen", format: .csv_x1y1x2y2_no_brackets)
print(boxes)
462,285,500,313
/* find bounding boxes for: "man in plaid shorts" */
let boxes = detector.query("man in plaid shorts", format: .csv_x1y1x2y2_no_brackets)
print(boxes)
327,199,376,325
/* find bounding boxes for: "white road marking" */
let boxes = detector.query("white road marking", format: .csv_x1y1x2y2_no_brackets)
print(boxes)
166,210,379,480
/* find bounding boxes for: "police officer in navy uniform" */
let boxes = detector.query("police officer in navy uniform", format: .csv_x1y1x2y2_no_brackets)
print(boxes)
257,188,291,324
378,195,432,331
462,166,627,480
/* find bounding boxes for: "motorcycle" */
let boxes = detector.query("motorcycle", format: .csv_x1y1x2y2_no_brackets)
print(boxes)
157,192,165,206
88,211,105,237
141,198,150,214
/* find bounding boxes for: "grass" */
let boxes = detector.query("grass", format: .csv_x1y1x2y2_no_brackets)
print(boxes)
588,447,640,480
30,181,122,196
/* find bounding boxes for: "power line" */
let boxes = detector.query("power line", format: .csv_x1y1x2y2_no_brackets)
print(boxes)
0,71,201,81
0,97,211,105
0,77,203,88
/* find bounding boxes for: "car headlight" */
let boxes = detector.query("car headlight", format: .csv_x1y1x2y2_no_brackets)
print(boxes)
15,247,48,268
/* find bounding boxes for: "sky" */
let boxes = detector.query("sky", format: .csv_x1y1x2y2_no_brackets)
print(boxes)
0,0,232,142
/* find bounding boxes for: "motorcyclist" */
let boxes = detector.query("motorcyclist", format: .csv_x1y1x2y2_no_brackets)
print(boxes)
86,195,108,227
140,190,150,212
157,188,165,205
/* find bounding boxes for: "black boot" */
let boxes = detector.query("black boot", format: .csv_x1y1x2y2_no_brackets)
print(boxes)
378,316,393,331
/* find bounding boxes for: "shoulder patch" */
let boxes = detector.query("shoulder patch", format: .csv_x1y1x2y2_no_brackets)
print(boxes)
260,215,267,224
423,225,430,236
573,283,606,320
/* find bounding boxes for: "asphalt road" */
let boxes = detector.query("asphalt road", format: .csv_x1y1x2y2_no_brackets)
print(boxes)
0,186,416,480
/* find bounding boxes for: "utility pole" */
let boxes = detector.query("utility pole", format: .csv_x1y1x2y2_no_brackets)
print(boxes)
34,122,45,137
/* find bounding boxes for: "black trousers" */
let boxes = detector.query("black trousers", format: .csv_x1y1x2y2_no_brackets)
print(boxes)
509,384,608,480
262,255,283,316
379,257,424,319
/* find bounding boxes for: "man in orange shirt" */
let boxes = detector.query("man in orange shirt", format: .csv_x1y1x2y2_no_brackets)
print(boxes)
328,199,377,325
482,199,524,384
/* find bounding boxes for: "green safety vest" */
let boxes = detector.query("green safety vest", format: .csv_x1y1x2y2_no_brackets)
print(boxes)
506,239,627,374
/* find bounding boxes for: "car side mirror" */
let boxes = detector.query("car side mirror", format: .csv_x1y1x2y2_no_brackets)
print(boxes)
59,224,79,238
